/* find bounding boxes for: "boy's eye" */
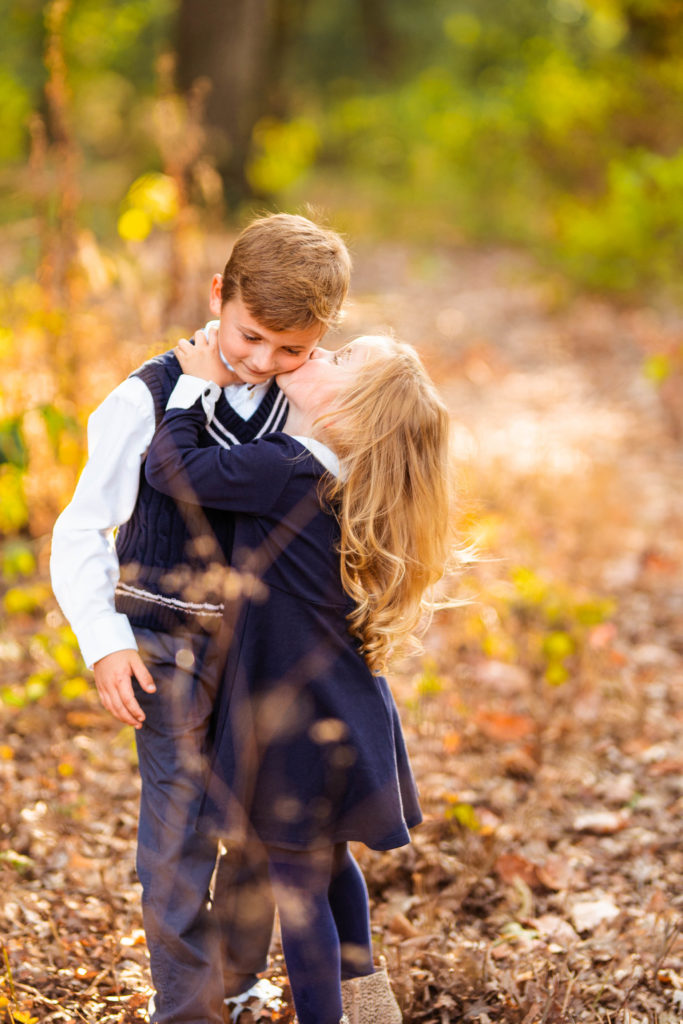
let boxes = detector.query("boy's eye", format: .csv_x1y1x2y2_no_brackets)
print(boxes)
284,348,304,356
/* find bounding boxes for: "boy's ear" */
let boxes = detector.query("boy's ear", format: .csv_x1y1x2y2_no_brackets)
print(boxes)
209,274,223,315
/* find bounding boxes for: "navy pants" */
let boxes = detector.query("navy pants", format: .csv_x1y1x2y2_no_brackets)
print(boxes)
133,628,275,1024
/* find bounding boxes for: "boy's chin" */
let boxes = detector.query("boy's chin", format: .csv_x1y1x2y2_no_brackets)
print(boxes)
237,371,272,385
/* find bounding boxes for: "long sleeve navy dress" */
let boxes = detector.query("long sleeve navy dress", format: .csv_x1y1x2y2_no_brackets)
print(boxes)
145,400,422,852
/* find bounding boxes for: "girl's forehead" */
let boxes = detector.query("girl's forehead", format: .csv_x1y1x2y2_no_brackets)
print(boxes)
342,335,393,362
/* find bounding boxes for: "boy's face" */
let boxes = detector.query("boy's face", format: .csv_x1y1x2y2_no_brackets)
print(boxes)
209,274,323,385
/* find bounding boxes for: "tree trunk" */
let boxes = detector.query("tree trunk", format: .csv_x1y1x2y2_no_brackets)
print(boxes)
176,0,274,200
357,0,399,78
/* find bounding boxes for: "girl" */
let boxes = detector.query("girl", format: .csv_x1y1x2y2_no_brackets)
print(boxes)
144,330,452,1024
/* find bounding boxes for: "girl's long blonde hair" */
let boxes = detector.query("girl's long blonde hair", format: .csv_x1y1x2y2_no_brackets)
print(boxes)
320,338,452,674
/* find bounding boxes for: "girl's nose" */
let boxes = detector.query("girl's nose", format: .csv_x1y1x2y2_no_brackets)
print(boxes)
310,347,334,362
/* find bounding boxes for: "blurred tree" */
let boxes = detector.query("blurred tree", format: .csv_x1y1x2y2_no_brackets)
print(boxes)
175,0,273,200
173,0,408,199
357,0,400,77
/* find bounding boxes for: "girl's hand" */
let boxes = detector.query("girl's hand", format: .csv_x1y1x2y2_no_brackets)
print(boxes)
174,327,239,387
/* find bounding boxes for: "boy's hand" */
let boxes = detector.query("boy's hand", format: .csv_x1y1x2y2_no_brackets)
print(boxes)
93,649,156,729
175,328,239,387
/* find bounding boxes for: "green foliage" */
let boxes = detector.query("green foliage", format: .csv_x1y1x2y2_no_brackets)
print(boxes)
464,565,615,686
2,542,37,581
554,148,683,291
415,659,444,699
3,0,683,295
118,171,180,241
507,566,614,684
3,583,51,617
0,591,87,708
40,405,80,459
246,117,320,195
445,801,481,831
0,417,28,469
643,353,672,385
0,850,35,876
258,0,683,296
0,466,29,535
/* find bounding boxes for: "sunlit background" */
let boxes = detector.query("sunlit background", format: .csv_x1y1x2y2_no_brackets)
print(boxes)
2,4,683,1021
1,0,682,533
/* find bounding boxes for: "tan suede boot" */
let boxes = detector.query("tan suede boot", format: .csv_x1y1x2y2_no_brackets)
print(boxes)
294,1013,349,1023
341,964,402,1024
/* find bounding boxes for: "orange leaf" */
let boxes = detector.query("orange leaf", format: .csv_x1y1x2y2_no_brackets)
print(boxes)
475,709,536,742
495,852,540,888
442,731,461,754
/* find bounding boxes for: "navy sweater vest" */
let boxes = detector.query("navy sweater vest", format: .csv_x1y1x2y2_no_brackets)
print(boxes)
114,349,288,634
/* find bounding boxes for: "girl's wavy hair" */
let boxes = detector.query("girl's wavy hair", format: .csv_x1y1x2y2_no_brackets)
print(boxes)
319,338,453,674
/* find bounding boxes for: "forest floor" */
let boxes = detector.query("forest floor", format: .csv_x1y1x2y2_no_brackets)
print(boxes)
1,240,682,1023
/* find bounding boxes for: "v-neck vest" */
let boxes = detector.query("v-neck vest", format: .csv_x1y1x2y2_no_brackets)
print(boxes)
114,349,288,634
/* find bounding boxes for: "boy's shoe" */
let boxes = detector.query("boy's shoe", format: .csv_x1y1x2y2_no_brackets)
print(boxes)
149,982,283,1023
224,978,284,1020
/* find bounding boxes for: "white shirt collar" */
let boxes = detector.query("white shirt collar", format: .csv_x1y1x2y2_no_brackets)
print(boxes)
293,436,341,478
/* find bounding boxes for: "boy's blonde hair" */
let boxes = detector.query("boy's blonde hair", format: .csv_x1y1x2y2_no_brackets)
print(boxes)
320,339,452,674
221,213,351,332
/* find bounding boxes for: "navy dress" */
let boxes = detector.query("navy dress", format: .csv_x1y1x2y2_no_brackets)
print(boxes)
145,402,422,852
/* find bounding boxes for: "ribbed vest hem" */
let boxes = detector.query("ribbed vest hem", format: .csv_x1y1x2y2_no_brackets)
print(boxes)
115,587,223,635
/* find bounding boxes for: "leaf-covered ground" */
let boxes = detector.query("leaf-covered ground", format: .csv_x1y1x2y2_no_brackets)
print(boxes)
2,243,682,1023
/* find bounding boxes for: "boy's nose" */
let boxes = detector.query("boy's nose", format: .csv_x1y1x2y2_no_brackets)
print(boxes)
251,349,275,373
310,348,333,362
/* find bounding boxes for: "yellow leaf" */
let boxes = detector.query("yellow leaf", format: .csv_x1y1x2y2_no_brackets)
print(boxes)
52,642,81,675
3,584,50,616
60,676,90,700
118,208,151,243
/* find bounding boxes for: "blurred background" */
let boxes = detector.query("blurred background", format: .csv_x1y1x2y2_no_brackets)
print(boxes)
2,5,683,1020
2,0,683,536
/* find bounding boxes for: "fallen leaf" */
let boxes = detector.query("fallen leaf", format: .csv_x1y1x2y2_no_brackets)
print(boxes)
494,852,540,888
531,914,579,947
572,810,629,834
474,660,530,695
389,912,422,939
501,747,538,779
570,897,620,933
474,709,536,742
536,854,577,891
442,731,461,754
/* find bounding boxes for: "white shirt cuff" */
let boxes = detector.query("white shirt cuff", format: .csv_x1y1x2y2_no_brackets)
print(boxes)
293,436,342,479
78,613,138,670
167,375,222,420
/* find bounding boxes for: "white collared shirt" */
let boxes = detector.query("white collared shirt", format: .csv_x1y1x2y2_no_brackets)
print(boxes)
170,376,341,477
50,328,271,667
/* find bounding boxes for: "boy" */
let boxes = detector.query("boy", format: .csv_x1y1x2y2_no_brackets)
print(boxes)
50,213,352,1024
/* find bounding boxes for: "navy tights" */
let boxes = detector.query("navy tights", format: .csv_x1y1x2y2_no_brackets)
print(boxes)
266,843,374,1024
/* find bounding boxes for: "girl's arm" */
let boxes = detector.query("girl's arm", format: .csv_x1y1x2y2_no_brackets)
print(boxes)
145,400,294,515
